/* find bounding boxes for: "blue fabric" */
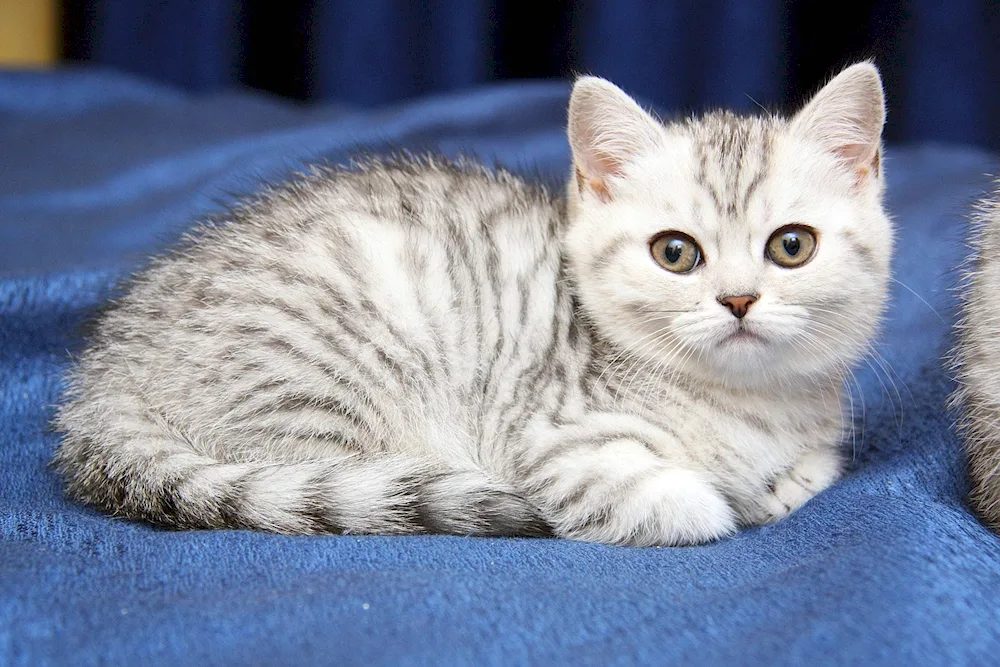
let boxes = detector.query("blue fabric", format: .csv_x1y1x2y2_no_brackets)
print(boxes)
3,68,1000,665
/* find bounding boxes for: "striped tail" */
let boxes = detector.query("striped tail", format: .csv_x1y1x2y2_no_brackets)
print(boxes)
52,437,551,537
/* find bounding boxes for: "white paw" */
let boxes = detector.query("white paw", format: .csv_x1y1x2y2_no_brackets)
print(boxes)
762,448,842,522
558,468,737,547
763,474,815,520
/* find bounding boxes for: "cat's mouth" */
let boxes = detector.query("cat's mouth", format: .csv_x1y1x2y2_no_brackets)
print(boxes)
719,326,766,346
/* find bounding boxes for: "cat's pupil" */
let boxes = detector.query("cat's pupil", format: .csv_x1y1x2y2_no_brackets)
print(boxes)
665,240,685,264
783,234,800,256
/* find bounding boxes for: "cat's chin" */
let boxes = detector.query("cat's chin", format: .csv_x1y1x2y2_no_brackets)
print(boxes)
710,320,776,355
683,356,830,391
717,329,767,346
683,330,843,389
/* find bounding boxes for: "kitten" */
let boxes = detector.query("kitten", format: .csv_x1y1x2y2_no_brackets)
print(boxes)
952,186,1000,532
53,63,891,546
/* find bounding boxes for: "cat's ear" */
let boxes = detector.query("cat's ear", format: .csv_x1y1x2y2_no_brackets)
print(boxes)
790,62,886,184
568,76,664,201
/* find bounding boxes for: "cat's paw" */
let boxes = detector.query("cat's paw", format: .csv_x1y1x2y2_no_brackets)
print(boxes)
556,468,737,547
762,447,842,522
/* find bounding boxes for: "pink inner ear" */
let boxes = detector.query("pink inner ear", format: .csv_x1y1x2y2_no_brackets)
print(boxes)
575,167,612,202
594,151,627,179
575,138,624,201
836,142,881,183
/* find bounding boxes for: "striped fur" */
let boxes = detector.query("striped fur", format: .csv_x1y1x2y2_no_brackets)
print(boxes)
54,64,893,546
952,183,1000,532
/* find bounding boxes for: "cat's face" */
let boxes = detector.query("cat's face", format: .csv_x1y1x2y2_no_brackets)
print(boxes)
565,64,893,388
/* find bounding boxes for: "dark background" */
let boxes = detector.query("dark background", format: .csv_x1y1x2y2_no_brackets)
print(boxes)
61,1,1000,149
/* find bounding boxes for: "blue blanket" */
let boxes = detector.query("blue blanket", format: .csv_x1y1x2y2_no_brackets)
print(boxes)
3,68,1000,666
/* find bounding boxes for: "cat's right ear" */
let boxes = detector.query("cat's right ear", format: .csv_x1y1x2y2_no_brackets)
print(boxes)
568,77,664,202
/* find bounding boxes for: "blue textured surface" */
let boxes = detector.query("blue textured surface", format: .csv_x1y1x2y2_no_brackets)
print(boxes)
2,69,1000,666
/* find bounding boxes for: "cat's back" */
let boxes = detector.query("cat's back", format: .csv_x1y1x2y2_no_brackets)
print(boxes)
179,156,562,287
62,156,568,463
954,184,1000,531
98,156,565,353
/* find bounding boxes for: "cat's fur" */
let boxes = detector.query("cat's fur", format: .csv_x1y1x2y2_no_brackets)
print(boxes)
952,185,1000,532
53,63,892,546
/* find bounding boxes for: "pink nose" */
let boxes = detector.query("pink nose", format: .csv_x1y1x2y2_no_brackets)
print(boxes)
718,295,757,319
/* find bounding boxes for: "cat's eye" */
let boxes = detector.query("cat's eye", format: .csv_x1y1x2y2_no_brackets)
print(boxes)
766,225,817,268
650,232,702,273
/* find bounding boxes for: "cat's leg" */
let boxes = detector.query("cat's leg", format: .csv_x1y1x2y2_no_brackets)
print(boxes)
520,419,736,546
761,445,843,522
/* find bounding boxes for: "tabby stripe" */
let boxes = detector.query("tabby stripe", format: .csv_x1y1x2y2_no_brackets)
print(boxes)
514,308,573,434
249,429,365,455
740,136,770,214
239,389,387,441
591,232,630,275
255,264,424,390
301,471,346,533
494,305,565,445
302,295,415,391
214,469,252,529
552,468,654,517
483,242,561,429
665,375,776,437
358,293,441,385
520,431,659,479
725,134,747,216
400,240,452,384
439,222,482,382
449,208,494,389
478,214,513,410
227,299,396,396
271,395,370,431
696,146,726,217
842,228,877,267
740,164,766,214
226,343,390,435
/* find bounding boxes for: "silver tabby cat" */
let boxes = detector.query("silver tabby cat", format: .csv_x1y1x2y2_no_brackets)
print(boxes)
54,63,892,546
953,185,1000,533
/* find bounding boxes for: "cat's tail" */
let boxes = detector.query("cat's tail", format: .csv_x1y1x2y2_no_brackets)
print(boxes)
52,434,551,537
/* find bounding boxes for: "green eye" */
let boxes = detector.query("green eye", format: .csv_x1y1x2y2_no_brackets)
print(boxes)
650,232,702,273
767,225,817,268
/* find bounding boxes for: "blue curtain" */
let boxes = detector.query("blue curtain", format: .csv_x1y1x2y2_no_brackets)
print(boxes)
66,1,1000,149
572,0,784,114
85,0,239,91
311,1,492,106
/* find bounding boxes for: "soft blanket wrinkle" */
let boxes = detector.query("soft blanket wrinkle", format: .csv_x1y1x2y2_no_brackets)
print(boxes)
2,68,999,666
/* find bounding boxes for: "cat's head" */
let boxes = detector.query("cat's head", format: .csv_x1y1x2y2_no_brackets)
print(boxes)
564,63,893,389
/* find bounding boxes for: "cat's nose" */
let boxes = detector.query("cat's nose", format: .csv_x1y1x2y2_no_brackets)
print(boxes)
718,294,758,319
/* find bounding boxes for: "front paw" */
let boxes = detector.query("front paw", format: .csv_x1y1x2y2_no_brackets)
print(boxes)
762,448,842,522
553,468,737,547
762,474,817,521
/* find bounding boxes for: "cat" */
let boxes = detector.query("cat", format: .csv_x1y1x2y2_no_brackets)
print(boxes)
53,63,892,546
952,185,1000,533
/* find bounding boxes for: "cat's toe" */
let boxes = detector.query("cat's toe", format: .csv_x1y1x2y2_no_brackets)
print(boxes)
763,474,815,522
788,450,841,493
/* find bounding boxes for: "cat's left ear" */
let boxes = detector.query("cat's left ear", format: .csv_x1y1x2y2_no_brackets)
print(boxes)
568,76,664,202
790,62,886,185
